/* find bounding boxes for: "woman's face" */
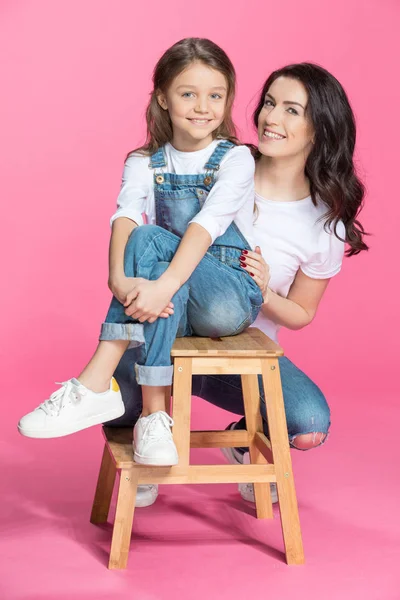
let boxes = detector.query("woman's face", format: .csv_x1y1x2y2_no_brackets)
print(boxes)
257,76,314,160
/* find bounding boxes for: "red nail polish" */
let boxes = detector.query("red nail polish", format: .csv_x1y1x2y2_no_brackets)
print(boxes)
250,272,254,276
240,261,246,267
242,250,248,255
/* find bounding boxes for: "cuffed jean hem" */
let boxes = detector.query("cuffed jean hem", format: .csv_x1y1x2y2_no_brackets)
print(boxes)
135,364,174,386
99,322,145,348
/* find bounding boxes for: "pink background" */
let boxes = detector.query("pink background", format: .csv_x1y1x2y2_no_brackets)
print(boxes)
1,1,399,599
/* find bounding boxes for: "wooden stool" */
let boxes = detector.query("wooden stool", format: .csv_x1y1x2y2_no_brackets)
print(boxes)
90,327,304,569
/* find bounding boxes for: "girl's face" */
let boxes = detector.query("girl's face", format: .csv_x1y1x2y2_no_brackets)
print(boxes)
257,77,314,161
157,61,228,151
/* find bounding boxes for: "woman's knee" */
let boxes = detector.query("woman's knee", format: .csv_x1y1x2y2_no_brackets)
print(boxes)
290,431,328,450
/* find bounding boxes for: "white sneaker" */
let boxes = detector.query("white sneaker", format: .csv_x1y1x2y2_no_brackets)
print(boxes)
133,411,178,466
221,423,278,504
18,378,125,439
135,484,159,507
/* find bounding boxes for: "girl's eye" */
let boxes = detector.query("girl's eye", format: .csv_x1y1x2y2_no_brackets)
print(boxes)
210,93,223,100
182,92,195,98
287,107,299,115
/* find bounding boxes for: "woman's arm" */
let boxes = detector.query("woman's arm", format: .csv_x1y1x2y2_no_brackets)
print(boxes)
263,269,330,330
241,249,330,330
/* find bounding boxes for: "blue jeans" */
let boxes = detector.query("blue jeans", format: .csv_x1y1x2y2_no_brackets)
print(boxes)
100,225,263,387
108,349,331,450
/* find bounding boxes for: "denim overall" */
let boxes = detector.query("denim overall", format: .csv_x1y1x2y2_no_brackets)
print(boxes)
100,141,263,386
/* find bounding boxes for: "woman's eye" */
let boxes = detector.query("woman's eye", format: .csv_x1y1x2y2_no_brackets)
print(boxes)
287,107,299,115
264,100,274,107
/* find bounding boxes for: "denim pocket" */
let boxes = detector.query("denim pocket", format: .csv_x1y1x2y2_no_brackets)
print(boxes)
155,189,201,238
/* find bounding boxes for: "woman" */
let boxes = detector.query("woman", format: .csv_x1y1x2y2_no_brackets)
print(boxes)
110,62,368,507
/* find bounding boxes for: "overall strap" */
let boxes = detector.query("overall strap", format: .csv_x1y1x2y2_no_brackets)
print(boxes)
149,147,167,170
204,140,235,171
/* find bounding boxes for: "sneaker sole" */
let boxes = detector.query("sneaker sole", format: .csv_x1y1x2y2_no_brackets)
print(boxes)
135,488,159,508
17,405,125,439
133,450,179,466
220,445,243,466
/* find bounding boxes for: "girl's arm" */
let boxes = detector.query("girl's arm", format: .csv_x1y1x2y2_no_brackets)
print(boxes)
108,217,138,300
157,223,211,293
109,217,175,319
123,223,211,323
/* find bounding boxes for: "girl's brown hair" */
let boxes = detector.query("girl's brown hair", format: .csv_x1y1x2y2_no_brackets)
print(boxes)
129,38,238,156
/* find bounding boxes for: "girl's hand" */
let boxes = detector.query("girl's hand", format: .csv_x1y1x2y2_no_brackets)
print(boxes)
240,246,270,302
109,276,174,319
124,279,176,323
109,276,138,305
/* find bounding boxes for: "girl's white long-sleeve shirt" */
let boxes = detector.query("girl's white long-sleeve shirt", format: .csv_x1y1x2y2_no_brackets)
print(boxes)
110,140,256,248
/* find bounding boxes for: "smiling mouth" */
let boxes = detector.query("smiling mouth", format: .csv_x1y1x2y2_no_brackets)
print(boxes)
263,129,286,140
188,118,212,126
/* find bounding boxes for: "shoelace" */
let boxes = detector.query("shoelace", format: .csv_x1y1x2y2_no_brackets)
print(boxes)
141,411,174,443
40,381,86,416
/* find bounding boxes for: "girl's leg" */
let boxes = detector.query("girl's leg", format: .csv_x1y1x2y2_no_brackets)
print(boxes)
100,224,260,405
125,226,262,384
101,225,260,465
106,346,145,427
77,340,130,393
105,347,159,509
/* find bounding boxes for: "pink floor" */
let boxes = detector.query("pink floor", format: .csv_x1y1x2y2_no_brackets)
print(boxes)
3,392,399,600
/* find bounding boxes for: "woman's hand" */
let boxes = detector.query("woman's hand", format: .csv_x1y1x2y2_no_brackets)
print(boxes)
241,246,270,302
123,278,176,323
109,276,174,320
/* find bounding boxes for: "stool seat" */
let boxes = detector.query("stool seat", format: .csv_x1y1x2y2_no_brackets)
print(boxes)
90,328,304,569
171,327,284,356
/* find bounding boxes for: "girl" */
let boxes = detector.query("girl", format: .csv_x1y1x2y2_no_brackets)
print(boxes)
18,38,263,468
111,63,368,507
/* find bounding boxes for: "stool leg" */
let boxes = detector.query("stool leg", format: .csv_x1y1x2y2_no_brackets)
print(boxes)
241,374,273,519
109,468,139,570
171,357,192,467
90,444,116,524
261,357,305,565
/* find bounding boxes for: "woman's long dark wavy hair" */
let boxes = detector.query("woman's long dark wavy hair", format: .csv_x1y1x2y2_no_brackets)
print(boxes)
130,38,238,157
253,63,368,256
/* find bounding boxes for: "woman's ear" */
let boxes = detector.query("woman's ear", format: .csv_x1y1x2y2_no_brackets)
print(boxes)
156,91,168,111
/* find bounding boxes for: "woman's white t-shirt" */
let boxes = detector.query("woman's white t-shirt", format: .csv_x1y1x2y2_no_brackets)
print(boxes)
253,192,345,342
111,140,256,248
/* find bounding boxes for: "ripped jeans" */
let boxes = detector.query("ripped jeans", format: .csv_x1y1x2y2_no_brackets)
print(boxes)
108,349,331,450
